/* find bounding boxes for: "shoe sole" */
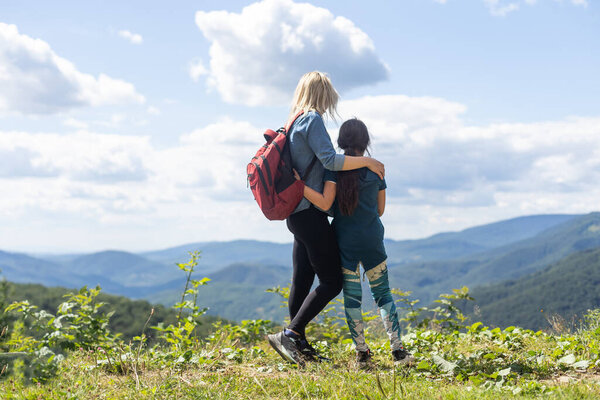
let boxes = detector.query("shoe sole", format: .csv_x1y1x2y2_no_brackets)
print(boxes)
267,333,298,365
394,355,416,366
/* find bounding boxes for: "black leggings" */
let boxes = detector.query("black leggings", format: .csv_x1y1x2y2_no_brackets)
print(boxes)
286,206,343,336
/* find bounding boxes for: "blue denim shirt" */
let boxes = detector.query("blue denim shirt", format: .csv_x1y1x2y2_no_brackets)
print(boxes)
288,111,345,214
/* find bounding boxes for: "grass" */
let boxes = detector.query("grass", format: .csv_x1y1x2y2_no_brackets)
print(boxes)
2,326,600,400
2,258,599,399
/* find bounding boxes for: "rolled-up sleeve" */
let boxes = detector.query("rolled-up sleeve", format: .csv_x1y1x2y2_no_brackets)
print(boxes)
306,115,346,171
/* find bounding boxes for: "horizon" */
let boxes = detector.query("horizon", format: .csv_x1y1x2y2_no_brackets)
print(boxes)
10,211,590,255
1,1,599,252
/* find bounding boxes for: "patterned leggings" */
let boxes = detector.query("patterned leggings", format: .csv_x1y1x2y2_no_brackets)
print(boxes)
342,260,403,352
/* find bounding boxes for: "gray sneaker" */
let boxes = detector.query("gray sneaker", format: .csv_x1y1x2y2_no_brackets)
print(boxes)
267,331,302,365
392,348,415,365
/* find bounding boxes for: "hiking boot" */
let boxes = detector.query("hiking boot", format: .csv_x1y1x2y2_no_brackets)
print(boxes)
392,348,415,365
267,331,302,365
356,349,372,368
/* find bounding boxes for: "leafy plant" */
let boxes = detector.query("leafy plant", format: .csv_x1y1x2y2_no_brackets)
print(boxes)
152,251,210,358
3,285,117,382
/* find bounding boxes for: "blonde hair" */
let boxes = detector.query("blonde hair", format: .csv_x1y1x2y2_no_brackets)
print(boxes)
289,71,339,120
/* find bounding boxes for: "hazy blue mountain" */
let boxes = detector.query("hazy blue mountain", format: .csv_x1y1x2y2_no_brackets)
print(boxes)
151,280,288,323
34,253,85,264
140,214,578,270
387,212,600,304
0,212,590,323
144,262,291,322
209,263,290,287
141,240,292,273
0,251,77,287
139,214,584,321
466,247,600,330
67,250,176,287
384,214,579,263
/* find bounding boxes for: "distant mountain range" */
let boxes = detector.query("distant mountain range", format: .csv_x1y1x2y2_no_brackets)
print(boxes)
388,212,600,305
2,212,600,327
466,247,600,330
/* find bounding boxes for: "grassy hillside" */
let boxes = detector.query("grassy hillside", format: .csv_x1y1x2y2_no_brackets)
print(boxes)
3,279,600,399
466,247,600,330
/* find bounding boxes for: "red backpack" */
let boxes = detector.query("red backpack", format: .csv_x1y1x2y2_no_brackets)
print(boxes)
247,111,317,220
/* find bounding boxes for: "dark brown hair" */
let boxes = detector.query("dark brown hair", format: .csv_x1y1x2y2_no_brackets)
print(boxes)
336,119,370,216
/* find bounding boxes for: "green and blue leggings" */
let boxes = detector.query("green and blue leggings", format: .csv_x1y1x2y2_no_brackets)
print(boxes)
342,260,404,352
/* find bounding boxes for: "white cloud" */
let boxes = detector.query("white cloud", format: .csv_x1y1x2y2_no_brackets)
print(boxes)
339,96,600,204
0,23,145,115
0,120,268,251
118,29,143,45
189,59,208,82
0,130,152,183
571,0,588,7
193,0,389,106
484,0,520,16
2,94,600,250
63,117,89,130
146,106,161,115
435,0,589,16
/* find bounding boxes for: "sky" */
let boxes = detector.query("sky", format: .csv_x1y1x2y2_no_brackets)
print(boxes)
0,0,599,253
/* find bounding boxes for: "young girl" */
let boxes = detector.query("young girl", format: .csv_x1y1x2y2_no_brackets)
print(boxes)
295,118,414,366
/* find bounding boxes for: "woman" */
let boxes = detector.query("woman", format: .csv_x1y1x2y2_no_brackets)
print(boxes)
267,71,385,364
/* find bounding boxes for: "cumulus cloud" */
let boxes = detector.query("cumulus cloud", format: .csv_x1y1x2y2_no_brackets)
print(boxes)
0,131,152,183
339,96,600,205
0,23,145,114
436,0,589,16
146,106,161,115
188,59,208,82
193,0,389,105
570,0,588,6
118,29,143,45
3,94,600,249
484,0,520,16
0,120,267,250
154,119,263,199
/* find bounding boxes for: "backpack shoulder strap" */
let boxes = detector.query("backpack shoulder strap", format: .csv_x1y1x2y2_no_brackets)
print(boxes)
284,110,305,133
302,156,318,180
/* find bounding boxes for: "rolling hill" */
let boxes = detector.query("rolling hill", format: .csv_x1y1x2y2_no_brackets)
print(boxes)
466,247,600,330
384,214,578,263
0,251,77,287
387,212,600,304
67,250,175,287
1,212,593,323
141,240,293,273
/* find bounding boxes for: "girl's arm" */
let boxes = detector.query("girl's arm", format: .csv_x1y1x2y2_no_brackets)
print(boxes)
294,170,337,211
305,181,337,211
378,189,386,217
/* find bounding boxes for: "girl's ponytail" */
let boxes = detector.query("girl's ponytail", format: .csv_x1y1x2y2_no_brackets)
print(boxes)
336,119,371,216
